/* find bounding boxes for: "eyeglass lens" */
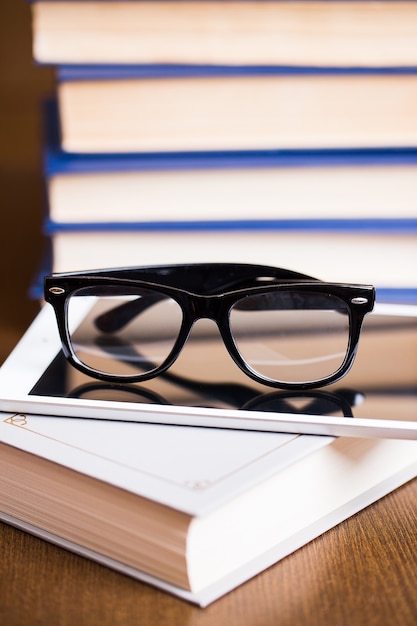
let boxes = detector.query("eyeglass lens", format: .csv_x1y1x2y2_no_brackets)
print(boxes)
67,286,184,377
67,285,351,384
229,291,350,383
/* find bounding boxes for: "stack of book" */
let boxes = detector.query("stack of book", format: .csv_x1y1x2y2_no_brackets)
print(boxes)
31,0,417,300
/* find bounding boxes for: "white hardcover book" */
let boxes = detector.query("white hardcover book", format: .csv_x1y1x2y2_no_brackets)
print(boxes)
1,411,417,606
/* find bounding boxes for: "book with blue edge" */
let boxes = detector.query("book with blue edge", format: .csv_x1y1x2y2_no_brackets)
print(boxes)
54,64,417,154
40,224,417,304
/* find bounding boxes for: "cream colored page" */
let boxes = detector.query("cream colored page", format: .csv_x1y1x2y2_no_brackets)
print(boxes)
58,75,417,152
33,2,417,65
48,164,417,223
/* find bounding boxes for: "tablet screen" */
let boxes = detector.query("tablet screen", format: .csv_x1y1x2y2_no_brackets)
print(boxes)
29,309,417,425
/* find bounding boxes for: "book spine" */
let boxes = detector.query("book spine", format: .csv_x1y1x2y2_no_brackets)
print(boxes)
56,64,417,83
43,218,417,235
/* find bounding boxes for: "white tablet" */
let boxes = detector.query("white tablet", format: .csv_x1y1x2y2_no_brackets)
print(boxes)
0,302,416,439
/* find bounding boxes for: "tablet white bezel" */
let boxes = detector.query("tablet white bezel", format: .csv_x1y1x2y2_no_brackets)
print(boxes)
0,302,416,439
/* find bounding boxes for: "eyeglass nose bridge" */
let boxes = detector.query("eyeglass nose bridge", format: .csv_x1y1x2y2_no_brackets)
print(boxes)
188,292,224,323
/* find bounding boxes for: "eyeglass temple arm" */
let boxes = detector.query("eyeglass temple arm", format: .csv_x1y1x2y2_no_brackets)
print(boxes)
94,291,164,332
94,265,320,333
102,263,317,291
94,335,260,405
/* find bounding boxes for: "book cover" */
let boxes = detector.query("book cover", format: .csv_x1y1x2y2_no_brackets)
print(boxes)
0,409,330,605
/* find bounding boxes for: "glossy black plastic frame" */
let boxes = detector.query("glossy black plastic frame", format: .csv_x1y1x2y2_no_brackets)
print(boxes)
44,262,375,390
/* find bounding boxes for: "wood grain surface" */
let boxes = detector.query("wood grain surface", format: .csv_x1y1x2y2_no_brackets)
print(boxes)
0,2,416,625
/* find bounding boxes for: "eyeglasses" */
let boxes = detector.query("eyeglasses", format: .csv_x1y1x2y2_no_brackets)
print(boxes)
44,263,375,390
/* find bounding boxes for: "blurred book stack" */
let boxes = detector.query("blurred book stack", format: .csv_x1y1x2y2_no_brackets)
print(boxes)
31,0,417,300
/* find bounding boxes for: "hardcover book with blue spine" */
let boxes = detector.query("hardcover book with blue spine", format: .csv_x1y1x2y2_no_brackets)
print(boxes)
53,64,417,153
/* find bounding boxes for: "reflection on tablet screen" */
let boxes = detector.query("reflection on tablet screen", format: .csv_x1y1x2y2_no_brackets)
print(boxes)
30,312,417,424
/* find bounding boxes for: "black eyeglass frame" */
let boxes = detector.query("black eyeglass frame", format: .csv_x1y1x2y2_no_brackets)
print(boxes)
44,263,375,390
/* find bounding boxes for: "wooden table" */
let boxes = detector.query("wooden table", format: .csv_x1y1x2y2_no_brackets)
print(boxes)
1,3,416,625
